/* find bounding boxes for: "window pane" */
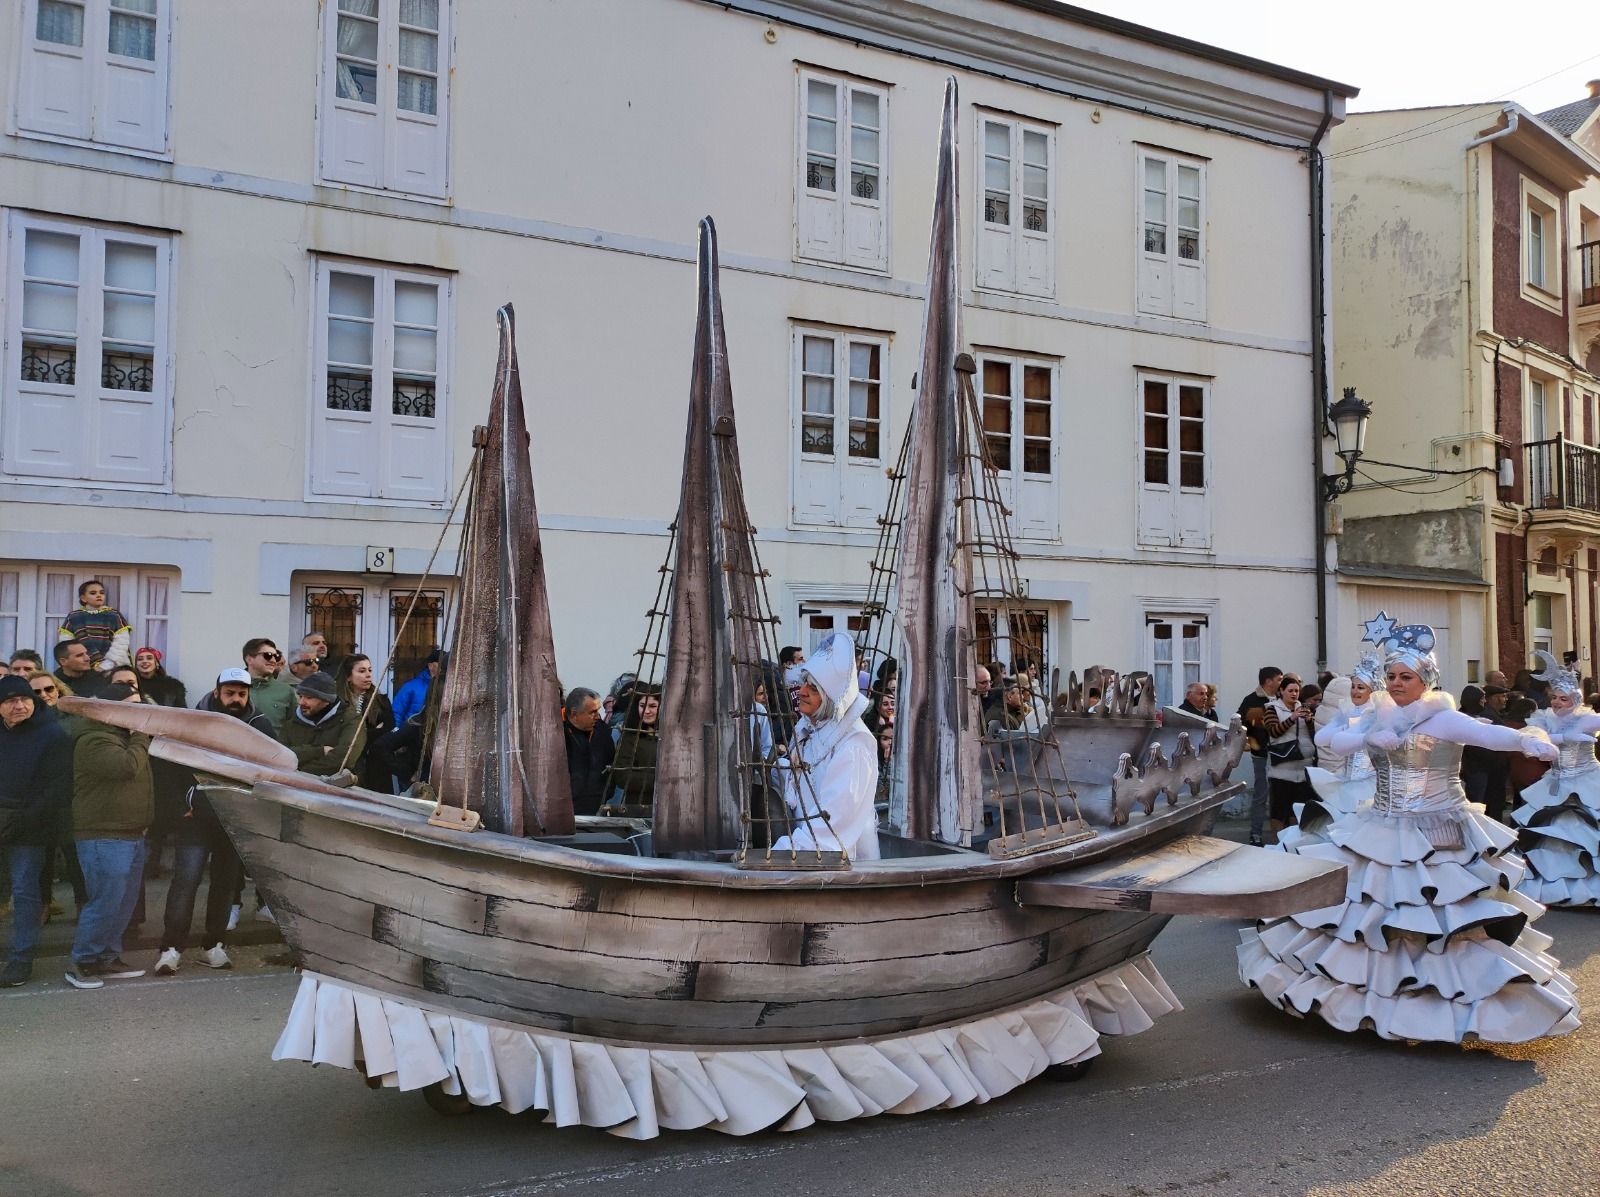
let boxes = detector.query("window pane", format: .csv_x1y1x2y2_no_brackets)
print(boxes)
1178,164,1200,200
849,342,878,380
398,0,437,28
339,0,378,13
108,12,156,59
806,80,836,119
23,281,77,333
102,345,153,391
983,359,1011,396
338,14,379,59
849,419,878,459
802,376,834,417
397,73,437,115
1023,365,1050,400
337,62,378,104
328,319,373,366
1143,189,1166,223
1179,455,1204,488
104,242,157,291
848,379,878,422
985,154,1009,192
1177,197,1199,230
1178,387,1203,419
104,292,155,343
393,326,436,373
1144,413,1168,454
329,272,376,318
37,0,84,46
20,340,76,384
1178,232,1200,261
1178,420,1203,453
802,416,834,455
850,90,878,129
24,231,80,281
1023,129,1047,168
399,28,436,71
1022,439,1050,474
1144,448,1169,485
802,336,833,376
1023,163,1048,201
327,372,373,412
116,0,157,13
851,163,879,200
985,191,1010,225
1143,380,1168,414
850,124,878,166
1144,157,1166,190
394,281,438,326
806,113,835,155
1022,403,1049,438
393,379,436,418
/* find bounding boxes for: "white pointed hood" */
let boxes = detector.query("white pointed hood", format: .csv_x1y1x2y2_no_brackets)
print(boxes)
808,632,862,725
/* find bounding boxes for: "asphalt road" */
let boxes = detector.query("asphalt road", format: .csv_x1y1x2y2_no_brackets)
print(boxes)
4,911,1599,1197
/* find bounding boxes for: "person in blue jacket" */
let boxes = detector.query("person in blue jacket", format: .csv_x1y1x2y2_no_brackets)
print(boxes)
0,675,74,988
392,648,441,729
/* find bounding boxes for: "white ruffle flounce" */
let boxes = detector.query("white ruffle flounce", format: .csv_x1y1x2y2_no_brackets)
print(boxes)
1275,768,1373,854
1514,770,1600,907
1239,804,1579,1044
272,956,1181,1139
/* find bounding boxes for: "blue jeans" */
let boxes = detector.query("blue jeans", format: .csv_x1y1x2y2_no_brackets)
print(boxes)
1250,753,1270,839
162,832,242,951
3,845,46,964
72,838,147,965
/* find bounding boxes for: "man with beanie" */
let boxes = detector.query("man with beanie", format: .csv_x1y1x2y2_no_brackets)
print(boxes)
281,671,367,778
66,682,153,989
771,632,879,861
0,676,74,987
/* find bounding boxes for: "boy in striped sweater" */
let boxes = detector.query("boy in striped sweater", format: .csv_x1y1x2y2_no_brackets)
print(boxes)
58,580,131,673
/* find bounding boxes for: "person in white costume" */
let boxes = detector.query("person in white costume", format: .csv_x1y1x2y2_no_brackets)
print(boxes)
771,632,880,862
1277,651,1388,853
1239,617,1579,1044
1514,651,1600,906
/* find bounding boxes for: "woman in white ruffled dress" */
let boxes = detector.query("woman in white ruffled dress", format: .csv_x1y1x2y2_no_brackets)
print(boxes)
1239,626,1580,1043
1514,653,1600,906
1277,655,1387,853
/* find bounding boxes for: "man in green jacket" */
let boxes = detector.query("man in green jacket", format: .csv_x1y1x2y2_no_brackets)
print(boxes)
242,637,295,733
66,682,152,990
281,671,366,779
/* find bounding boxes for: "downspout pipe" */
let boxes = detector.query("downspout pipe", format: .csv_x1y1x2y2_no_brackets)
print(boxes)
1311,90,1335,672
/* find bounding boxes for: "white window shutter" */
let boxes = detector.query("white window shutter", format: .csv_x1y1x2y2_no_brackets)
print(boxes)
390,113,446,198
1174,258,1206,321
1139,251,1170,317
1175,489,1210,549
843,197,885,272
17,23,92,140
5,390,85,478
312,405,377,497
1137,483,1173,547
96,27,169,153
382,418,444,501
841,461,882,529
977,223,1014,291
325,107,383,189
92,392,163,484
1017,474,1056,540
1017,227,1051,298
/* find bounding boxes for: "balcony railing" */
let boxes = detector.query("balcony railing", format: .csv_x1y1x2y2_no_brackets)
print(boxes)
1525,436,1600,513
1581,239,1600,307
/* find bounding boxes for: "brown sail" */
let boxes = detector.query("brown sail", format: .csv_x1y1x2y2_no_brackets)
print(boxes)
886,78,982,845
651,217,765,856
429,305,574,837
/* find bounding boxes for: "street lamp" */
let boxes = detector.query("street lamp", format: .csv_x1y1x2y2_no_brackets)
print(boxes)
1322,386,1372,501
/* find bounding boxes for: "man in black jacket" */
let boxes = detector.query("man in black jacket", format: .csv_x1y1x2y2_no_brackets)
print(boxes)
0,675,73,987
154,669,275,975
563,687,614,816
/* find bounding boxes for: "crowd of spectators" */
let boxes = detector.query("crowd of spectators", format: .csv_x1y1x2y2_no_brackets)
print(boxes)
0,579,441,991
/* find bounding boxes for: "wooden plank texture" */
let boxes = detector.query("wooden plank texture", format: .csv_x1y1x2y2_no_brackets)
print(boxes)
1017,834,1347,918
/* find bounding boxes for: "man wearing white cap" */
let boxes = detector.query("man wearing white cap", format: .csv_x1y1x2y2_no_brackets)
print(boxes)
772,632,880,861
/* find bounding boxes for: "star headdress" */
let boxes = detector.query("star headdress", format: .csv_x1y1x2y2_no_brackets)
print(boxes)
1361,610,1439,688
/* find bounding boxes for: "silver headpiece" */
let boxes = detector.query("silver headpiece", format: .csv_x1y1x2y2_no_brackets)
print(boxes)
1361,609,1439,689
1350,650,1384,688
1532,649,1583,699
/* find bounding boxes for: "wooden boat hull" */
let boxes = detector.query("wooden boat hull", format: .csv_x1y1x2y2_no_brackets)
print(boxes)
210,783,1224,1048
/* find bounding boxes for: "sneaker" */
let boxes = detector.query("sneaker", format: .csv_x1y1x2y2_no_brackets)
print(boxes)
65,964,105,990
226,903,242,932
1248,834,1264,847
0,961,32,988
97,957,147,980
255,904,276,924
199,943,232,970
154,948,181,976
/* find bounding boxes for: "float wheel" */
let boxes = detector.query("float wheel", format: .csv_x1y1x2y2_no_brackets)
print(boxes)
421,1082,474,1115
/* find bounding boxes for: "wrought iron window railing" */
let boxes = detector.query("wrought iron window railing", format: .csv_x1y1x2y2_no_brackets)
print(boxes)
1525,436,1600,514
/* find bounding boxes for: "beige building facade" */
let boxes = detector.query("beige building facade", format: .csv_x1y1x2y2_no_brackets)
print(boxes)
1,0,1351,706
1330,95,1600,685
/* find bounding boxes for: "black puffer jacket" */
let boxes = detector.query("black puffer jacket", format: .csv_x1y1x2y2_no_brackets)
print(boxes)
563,720,615,816
0,706,73,846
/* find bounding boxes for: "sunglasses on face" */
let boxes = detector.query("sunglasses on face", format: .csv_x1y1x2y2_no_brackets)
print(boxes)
33,684,57,694
257,651,282,662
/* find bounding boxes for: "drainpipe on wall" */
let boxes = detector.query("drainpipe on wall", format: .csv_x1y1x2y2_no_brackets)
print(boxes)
1311,90,1335,671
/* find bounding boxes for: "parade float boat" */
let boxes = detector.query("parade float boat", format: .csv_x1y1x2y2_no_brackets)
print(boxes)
63,80,1345,1140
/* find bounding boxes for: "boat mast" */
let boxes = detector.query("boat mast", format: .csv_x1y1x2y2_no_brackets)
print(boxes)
886,78,982,846
430,306,575,837
652,218,765,855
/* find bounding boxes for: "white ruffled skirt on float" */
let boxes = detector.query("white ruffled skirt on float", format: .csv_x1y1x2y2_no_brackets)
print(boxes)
1275,766,1374,853
1515,767,1600,907
271,956,1182,1138
1239,803,1580,1044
